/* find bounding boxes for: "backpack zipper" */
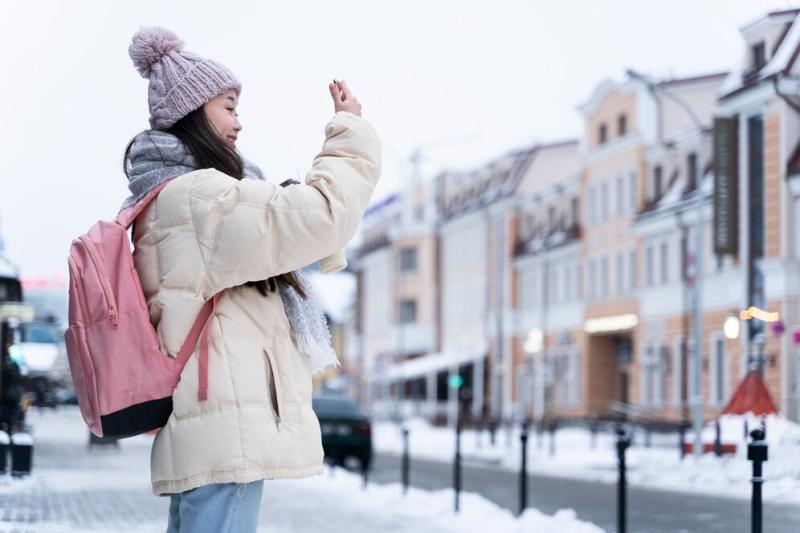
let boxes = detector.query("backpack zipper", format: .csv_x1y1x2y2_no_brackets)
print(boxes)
67,256,90,326
77,236,119,327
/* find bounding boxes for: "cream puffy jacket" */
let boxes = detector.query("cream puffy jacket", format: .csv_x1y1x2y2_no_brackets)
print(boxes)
131,112,381,495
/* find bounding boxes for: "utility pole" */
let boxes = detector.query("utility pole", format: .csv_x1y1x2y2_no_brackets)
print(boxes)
627,68,706,457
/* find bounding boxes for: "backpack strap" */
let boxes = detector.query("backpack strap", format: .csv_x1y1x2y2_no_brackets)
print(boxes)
116,180,175,229
175,293,221,402
119,179,217,402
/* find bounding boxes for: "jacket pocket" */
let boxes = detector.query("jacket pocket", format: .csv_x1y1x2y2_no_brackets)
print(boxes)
264,349,283,432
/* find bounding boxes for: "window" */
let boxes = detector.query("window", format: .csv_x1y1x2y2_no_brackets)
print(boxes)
399,247,418,273
645,245,654,287
399,299,417,324
615,252,625,296
548,206,557,232
642,344,654,406
628,248,638,290
615,174,625,217
601,182,609,222
653,165,663,200
628,171,638,213
672,338,685,407
712,335,727,406
660,241,669,284
587,260,596,301
571,197,579,227
588,186,596,225
600,256,609,298
657,345,670,406
618,114,628,137
551,267,559,304
686,152,698,191
751,41,766,71
599,123,608,145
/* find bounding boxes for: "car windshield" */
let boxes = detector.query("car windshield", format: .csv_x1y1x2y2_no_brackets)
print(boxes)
21,324,59,344
312,396,361,416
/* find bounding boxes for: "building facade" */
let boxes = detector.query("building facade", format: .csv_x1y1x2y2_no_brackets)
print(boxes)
353,8,800,425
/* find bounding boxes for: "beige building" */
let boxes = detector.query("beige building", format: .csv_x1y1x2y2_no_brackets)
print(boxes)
353,7,800,425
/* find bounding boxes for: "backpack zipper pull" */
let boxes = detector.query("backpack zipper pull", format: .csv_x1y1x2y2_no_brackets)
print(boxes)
109,308,119,328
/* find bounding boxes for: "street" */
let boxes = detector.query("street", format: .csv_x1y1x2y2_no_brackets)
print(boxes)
369,452,800,533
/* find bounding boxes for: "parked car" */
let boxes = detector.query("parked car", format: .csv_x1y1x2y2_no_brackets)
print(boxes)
312,393,372,471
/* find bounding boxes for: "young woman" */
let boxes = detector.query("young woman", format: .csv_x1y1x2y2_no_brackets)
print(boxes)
122,27,381,532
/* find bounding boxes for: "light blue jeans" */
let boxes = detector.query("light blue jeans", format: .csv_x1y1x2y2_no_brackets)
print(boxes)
166,481,264,533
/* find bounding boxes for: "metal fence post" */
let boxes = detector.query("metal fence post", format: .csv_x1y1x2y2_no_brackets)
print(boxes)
519,422,529,516
679,421,687,460
714,419,722,457
402,427,410,495
748,428,768,533
616,425,632,533
454,419,462,513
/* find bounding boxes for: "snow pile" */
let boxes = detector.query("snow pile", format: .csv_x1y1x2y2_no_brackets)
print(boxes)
375,415,800,504
266,465,604,533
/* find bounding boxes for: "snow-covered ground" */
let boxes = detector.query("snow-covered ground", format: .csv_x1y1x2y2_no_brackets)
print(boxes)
0,407,603,532
374,414,800,505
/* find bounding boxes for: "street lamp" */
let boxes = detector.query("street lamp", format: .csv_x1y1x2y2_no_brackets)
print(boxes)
724,315,741,340
626,68,707,459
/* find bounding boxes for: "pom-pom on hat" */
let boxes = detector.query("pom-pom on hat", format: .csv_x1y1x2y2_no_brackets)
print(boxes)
129,26,241,130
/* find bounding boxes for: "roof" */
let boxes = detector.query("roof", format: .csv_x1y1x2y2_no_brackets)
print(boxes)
437,139,577,221
720,11,800,99
722,370,778,416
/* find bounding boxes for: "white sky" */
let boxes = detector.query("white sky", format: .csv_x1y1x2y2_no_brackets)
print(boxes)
0,0,794,278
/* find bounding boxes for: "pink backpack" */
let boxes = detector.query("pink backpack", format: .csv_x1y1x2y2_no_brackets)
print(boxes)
66,181,217,438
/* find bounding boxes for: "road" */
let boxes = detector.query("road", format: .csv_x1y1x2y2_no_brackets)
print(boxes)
368,452,800,533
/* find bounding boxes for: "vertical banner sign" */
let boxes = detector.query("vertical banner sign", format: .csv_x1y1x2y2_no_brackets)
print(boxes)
713,116,739,255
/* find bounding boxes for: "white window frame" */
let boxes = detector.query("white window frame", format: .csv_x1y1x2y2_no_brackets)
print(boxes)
672,337,684,407
709,333,729,407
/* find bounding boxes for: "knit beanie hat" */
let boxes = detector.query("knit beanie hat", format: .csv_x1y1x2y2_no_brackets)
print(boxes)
129,26,241,130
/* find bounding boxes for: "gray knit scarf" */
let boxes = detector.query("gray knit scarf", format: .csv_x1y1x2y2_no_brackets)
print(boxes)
122,130,339,374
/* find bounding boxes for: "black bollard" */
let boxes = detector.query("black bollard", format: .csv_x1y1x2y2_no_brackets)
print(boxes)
679,422,687,460
744,419,749,441
644,424,652,448
402,428,410,495
548,418,557,457
616,425,632,533
454,419,462,513
519,423,529,516
760,416,767,440
475,419,483,449
0,430,8,475
10,432,33,477
489,418,497,447
362,459,369,489
748,428,768,533
714,419,722,457
589,418,599,450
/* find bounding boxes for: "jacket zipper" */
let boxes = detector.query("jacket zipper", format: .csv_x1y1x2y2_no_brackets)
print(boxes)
265,350,283,432
67,256,90,326
77,236,119,327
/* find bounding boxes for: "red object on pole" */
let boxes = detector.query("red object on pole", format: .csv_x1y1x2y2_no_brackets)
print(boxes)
721,371,778,416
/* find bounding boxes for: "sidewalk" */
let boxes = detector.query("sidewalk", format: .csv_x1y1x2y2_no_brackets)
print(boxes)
0,408,602,532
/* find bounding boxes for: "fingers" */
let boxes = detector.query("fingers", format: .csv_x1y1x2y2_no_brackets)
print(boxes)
329,80,343,103
339,80,351,101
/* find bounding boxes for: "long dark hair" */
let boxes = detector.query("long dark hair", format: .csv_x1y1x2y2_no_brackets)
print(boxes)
124,108,306,299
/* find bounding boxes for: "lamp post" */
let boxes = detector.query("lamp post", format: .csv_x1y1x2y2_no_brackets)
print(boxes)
626,68,707,458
